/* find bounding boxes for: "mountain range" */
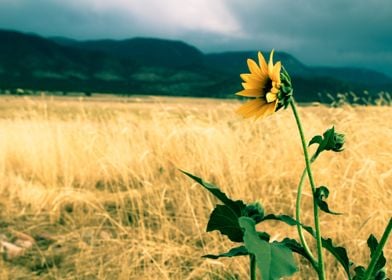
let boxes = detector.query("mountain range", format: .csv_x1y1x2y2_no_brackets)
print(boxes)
0,29,391,102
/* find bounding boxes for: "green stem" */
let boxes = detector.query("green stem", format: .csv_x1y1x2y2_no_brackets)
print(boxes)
250,254,256,280
363,218,392,280
289,98,326,280
296,159,318,269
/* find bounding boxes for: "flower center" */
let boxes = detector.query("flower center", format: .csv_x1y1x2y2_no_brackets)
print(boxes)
263,78,273,97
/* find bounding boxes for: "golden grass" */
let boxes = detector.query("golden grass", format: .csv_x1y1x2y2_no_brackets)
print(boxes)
0,95,391,279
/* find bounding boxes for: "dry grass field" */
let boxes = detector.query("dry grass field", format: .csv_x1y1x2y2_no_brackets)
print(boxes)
0,94,391,279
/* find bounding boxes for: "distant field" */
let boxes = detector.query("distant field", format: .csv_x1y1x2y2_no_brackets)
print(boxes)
0,95,391,279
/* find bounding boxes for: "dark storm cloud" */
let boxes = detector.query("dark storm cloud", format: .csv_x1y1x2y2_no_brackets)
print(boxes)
0,0,391,76
220,0,392,76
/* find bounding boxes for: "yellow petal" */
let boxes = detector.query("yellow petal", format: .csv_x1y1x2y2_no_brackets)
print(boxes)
241,73,267,83
241,78,263,89
258,51,268,75
271,61,282,83
255,101,277,119
268,49,275,75
240,73,251,82
253,104,270,119
237,99,265,118
247,59,262,77
236,89,263,97
272,81,279,88
242,83,258,90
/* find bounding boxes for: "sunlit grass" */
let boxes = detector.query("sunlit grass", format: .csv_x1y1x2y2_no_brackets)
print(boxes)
0,95,390,279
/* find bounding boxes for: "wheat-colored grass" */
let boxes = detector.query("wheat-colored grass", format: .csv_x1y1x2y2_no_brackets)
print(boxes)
0,95,390,279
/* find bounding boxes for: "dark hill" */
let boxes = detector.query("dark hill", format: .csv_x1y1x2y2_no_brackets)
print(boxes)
0,29,139,92
310,66,392,87
205,51,391,87
53,37,204,68
0,29,391,101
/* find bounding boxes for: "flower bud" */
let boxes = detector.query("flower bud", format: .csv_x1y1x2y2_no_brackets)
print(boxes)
309,127,345,156
322,128,345,153
331,132,345,152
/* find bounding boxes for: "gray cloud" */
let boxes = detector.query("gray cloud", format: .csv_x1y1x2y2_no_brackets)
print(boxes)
0,0,391,76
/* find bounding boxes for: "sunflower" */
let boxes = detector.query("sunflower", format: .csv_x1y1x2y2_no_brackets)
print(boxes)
236,50,283,119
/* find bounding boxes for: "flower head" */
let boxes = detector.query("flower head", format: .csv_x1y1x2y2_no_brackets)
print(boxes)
236,50,291,119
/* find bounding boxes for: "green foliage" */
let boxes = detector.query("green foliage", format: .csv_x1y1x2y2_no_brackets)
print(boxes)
203,246,249,259
181,170,300,278
262,214,352,278
315,186,341,215
181,170,265,243
207,204,245,242
353,234,388,280
309,126,345,157
321,238,352,279
367,235,387,278
242,201,265,224
279,238,315,264
182,162,389,280
278,66,293,110
180,170,246,215
239,217,298,280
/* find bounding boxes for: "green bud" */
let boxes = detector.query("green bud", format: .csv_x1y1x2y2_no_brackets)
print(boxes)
331,132,345,152
309,127,345,156
323,128,345,152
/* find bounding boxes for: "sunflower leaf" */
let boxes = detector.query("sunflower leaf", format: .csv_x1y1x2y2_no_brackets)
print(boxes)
279,238,315,265
203,246,248,259
365,234,388,280
261,214,352,278
321,238,352,279
353,266,366,280
239,217,297,280
262,214,314,233
207,204,245,242
180,170,245,216
315,186,342,215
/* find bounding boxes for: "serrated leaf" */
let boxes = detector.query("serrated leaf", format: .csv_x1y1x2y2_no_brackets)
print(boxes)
239,217,297,280
203,246,248,259
375,271,387,280
321,238,351,279
180,170,245,215
309,135,323,146
315,186,342,215
353,266,366,280
207,204,244,242
367,234,387,279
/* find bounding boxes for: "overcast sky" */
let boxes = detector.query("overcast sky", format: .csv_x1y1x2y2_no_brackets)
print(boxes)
0,0,391,76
